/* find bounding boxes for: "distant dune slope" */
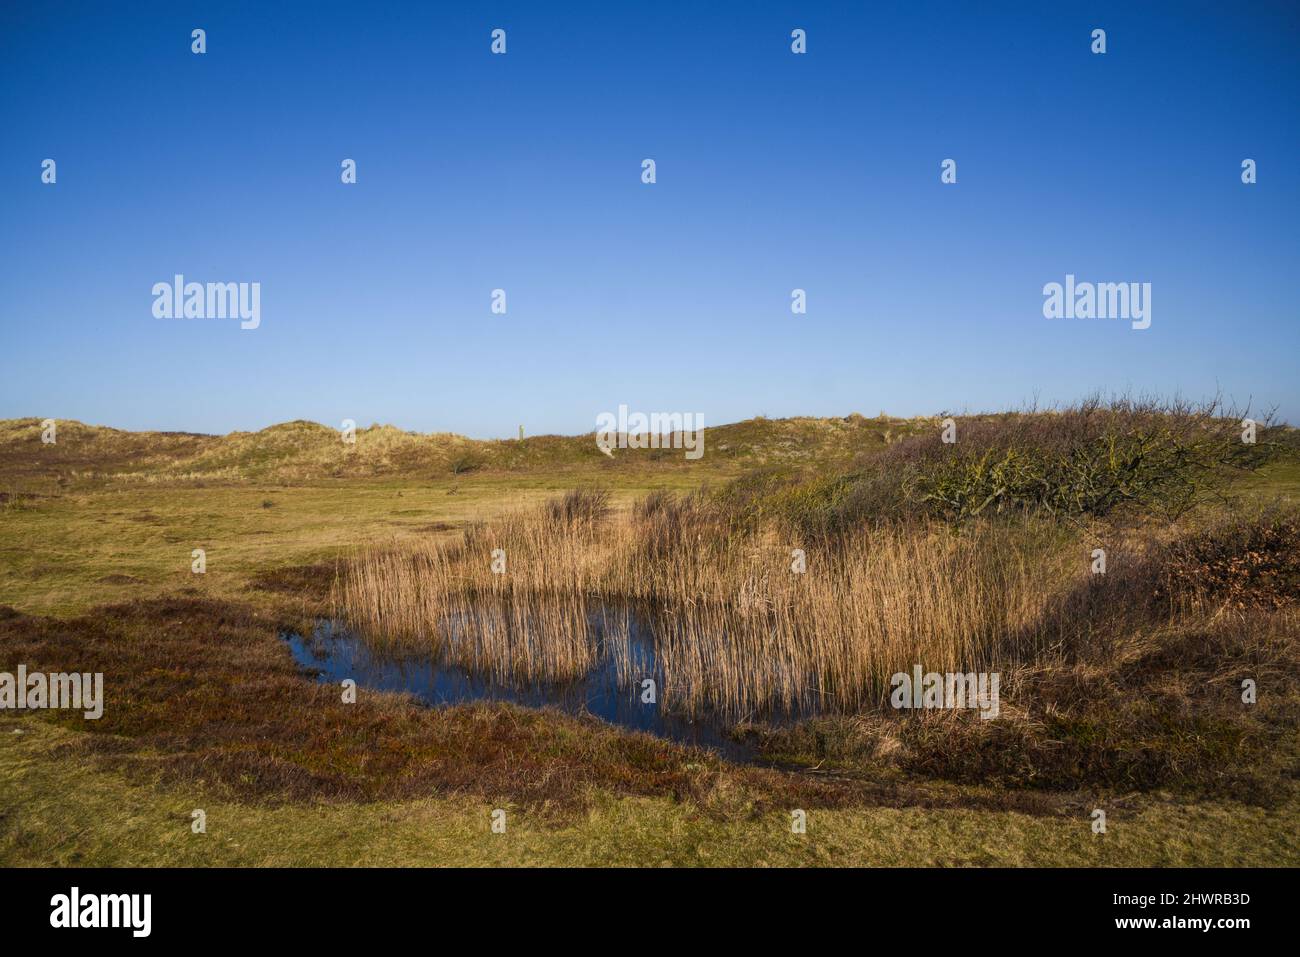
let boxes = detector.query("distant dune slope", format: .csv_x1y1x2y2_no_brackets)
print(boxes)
0,414,937,485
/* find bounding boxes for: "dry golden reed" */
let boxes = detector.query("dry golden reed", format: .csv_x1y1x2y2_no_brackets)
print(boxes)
338,493,1100,721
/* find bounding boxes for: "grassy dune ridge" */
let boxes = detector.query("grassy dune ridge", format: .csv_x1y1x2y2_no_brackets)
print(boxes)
0,413,930,487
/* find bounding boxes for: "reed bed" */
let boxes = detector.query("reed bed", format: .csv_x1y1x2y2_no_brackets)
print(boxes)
337,490,1131,721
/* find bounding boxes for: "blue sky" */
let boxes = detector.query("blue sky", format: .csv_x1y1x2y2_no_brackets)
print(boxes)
2,0,1297,436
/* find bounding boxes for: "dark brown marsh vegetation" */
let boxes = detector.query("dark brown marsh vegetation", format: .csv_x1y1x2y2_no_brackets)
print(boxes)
0,598,911,817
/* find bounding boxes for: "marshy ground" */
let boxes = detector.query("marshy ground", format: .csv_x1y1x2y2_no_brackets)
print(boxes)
2,405,1298,866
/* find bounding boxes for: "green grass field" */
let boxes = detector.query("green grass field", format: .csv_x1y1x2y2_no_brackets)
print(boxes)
6,721,1295,867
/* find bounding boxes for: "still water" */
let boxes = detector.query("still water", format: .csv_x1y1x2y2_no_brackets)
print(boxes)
283,617,761,762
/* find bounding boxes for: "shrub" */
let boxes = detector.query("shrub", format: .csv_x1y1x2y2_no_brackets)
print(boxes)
1154,507,1300,612
545,487,611,525
723,397,1292,540
448,452,483,475
899,397,1283,521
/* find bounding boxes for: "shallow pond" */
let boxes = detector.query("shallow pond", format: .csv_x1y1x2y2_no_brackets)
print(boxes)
283,618,762,762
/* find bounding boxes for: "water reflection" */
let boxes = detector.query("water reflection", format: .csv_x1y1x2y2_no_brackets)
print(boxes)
283,618,759,762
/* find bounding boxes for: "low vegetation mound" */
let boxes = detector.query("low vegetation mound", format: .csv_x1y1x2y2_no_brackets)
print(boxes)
724,397,1294,541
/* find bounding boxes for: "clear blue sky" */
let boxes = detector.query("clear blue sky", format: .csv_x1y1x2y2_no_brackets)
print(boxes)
2,1,1297,436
